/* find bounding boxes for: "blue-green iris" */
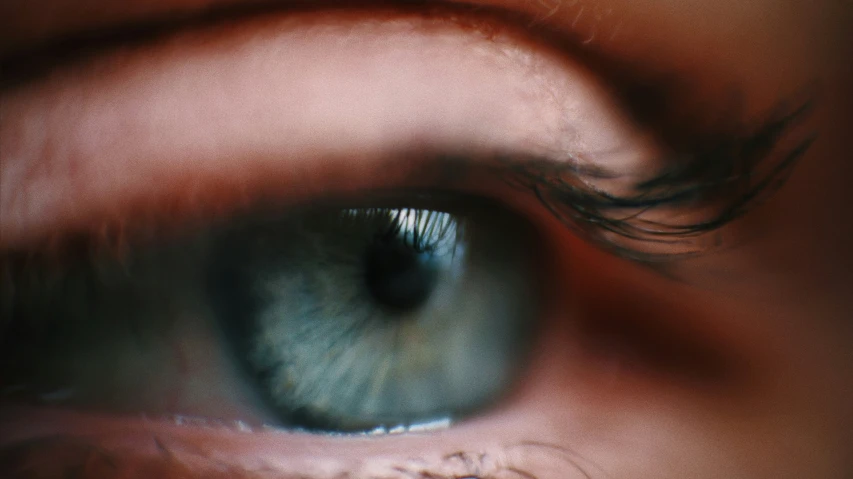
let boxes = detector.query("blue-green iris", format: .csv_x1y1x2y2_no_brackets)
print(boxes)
213,202,538,432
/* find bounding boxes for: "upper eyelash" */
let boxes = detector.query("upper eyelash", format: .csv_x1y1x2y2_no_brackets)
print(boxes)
0,89,812,268
341,208,462,254
0,1,813,266
499,94,816,263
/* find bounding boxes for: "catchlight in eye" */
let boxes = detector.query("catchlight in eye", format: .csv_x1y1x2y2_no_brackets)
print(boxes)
209,198,540,432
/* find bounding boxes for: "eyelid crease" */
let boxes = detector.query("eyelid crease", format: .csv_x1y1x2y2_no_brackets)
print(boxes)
0,0,702,147
0,94,812,266
0,2,574,89
0,88,814,266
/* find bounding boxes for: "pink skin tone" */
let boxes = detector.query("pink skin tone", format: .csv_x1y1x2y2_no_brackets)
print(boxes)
2,1,852,478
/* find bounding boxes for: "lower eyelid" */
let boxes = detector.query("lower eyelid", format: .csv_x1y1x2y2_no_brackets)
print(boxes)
0,280,745,479
0,8,660,251
0,403,598,479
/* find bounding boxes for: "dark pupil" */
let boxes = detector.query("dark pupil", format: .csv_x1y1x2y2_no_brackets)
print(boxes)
364,233,439,312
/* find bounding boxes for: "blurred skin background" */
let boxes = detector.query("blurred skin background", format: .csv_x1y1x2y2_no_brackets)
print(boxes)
0,1,852,478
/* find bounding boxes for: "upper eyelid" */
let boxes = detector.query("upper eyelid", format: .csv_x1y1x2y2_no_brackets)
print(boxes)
0,10,663,252
0,4,816,264
1,1,798,189
0,434,594,478
0,1,748,176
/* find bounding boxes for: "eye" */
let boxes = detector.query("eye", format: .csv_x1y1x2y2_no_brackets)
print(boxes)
2,6,593,439
0,3,809,477
210,199,541,432
4,191,543,434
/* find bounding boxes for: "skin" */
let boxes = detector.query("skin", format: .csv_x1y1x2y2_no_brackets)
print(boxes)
1,1,852,478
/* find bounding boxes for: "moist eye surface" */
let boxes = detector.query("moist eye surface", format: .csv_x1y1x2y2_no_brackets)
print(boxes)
2,194,542,433
210,201,540,432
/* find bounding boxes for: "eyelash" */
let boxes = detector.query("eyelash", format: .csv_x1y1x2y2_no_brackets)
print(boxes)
0,7,820,477
0,92,813,337
501,94,815,263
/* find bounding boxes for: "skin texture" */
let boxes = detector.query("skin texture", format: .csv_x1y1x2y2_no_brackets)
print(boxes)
1,1,852,478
